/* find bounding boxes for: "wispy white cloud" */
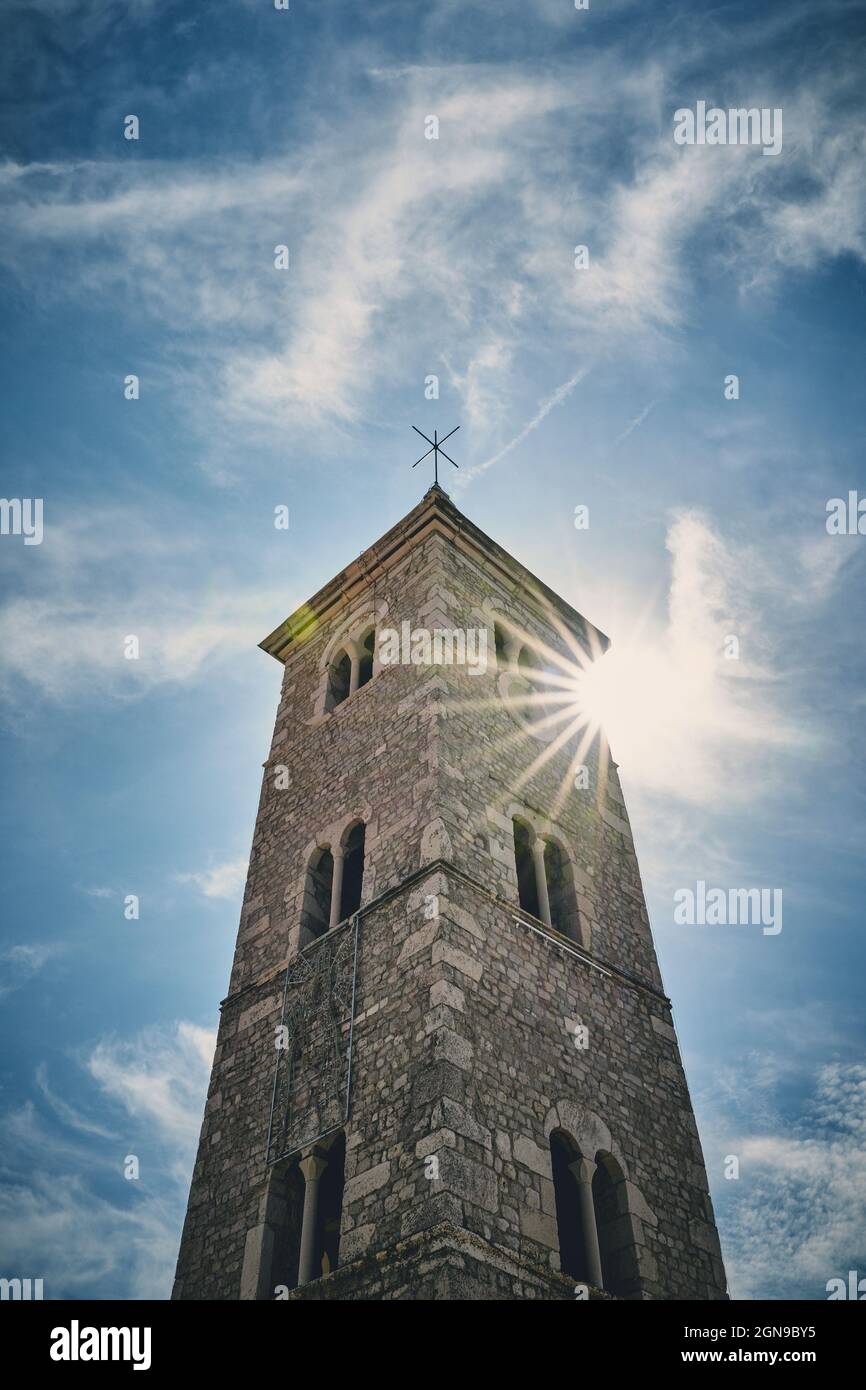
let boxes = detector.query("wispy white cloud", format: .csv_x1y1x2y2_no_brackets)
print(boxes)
87,1021,216,1158
223,74,568,432
713,1062,866,1300
0,504,288,705
0,943,63,997
0,588,281,703
177,858,248,902
2,161,301,238
612,399,656,447
3,27,861,460
586,510,820,809
35,1063,117,1140
461,367,591,484
0,1164,180,1299
0,1021,215,1297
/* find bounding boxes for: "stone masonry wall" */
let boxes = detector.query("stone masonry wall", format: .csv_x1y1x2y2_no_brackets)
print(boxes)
175,529,467,1298
173,502,726,1300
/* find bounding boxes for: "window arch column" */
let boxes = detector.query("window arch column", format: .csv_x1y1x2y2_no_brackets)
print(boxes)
344,630,375,700
328,845,345,931
569,1155,604,1289
531,837,552,928
297,1150,329,1286
348,653,361,697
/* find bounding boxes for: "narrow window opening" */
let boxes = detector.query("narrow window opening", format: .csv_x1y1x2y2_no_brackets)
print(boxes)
313,1133,346,1278
550,1131,586,1281
339,823,365,921
269,1165,304,1295
593,1154,638,1297
325,650,352,712
513,818,540,919
300,848,334,939
494,623,509,668
357,629,374,690
544,840,580,942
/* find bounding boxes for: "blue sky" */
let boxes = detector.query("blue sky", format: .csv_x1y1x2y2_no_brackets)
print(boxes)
1,0,865,1299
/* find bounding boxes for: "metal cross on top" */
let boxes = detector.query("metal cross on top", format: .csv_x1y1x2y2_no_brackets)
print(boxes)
412,425,460,486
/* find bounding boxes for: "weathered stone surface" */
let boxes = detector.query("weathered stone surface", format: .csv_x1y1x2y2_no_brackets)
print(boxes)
344,1161,391,1206
689,1217,724,1256
520,1209,559,1250
420,817,453,863
436,1148,499,1213
431,940,483,982
283,1222,609,1301
432,1097,491,1149
429,978,465,1012
339,1223,376,1262
428,1026,474,1072
650,1013,677,1042
397,919,439,964
514,1135,553,1177
415,1129,455,1158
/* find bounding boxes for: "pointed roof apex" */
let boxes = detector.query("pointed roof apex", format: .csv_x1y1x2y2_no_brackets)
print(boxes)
259,486,608,663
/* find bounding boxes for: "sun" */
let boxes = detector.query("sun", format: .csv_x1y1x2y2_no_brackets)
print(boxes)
569,647,638,750
450,612,681,814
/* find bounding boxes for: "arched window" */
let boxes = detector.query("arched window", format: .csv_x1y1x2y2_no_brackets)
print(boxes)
324,630,376,713
357,628,375,690
550,1130,586,1281
511,816,582,940
300,847,334,940
291,1134,347,1287
267,1163,305,1295
517,646,538,677
494,623,510,669
313,1132,346,1278
547,1133,641,1295
325,650,352,712
512,818,540,919
592,1152,639,1297
544,839,581,942
339,822,365,921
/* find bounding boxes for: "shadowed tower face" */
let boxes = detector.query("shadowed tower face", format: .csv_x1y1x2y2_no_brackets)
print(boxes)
173,486,727,1302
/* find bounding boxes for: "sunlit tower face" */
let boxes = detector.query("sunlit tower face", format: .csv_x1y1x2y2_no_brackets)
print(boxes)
460,608,615,815
476,598,703,820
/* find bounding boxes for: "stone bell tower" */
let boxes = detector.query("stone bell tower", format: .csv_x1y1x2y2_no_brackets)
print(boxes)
172,484,727,1301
